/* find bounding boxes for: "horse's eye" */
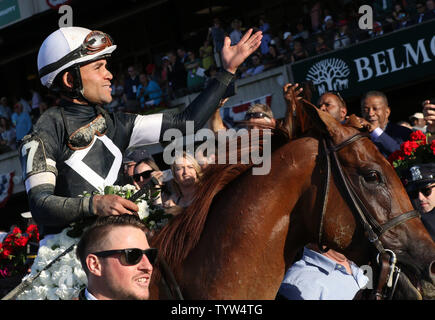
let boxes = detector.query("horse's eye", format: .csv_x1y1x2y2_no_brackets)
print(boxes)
363,171,381,184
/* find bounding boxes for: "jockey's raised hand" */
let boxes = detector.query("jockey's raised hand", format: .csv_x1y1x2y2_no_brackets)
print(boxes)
221,28,263,74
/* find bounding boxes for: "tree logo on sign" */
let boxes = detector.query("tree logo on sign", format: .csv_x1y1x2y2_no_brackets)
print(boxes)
306,58,350,96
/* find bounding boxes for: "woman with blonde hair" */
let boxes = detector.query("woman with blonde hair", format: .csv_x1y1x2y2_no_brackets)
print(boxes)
164,152,203,211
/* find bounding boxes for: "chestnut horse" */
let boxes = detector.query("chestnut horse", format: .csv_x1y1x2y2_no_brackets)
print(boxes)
151,101,435,300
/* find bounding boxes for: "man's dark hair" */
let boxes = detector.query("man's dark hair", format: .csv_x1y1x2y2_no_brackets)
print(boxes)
76,214,147,274
361,90,389,107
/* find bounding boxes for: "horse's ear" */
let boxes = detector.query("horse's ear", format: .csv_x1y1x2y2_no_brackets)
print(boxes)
301,99,342,138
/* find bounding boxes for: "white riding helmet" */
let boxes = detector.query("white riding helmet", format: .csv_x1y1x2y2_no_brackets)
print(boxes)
37,27,116,89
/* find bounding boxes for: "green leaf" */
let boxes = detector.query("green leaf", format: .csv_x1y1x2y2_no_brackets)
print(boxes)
104,186,115,195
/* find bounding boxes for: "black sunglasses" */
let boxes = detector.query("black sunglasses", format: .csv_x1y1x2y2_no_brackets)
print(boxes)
409,185,434,199
93,248,158,266
244,112,270,121
133,170,154,182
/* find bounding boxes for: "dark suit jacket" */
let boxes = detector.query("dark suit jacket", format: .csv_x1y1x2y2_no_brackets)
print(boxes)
372,122,412,158
421,208,435,242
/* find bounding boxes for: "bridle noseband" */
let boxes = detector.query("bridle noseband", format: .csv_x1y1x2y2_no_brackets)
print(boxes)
318,132,420,299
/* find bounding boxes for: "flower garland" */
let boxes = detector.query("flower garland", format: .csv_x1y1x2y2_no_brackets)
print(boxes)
16,184,172,300
388,130,435,179
16,227,87,300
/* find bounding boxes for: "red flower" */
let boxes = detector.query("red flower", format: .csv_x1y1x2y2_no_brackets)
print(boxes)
410,130,427,143
11,227,22,235
431,140,435,156
14,235,29,247
401,140,419,156
26,224,39,241
388,150,404,164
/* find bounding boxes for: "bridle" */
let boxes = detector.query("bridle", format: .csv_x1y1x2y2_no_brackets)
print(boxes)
317,132,420,300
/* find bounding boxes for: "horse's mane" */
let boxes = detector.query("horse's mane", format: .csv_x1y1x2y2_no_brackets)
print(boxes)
152,125,290,270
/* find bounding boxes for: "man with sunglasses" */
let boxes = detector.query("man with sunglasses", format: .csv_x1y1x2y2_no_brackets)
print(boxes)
19,26,262,239
76,214,157,300
404,163,435,241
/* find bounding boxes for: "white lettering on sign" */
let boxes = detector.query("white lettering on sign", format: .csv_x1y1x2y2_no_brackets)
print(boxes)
353,37,434,82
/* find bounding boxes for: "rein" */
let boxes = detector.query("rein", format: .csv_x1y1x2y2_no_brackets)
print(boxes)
318,133,420,300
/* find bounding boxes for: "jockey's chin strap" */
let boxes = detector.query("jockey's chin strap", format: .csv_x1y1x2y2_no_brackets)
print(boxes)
318,134,420,300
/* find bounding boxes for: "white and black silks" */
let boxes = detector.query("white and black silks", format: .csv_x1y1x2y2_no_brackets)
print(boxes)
19,71,234,236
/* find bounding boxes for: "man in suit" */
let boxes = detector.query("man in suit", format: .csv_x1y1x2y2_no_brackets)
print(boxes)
359,90,412,158
75,214,157,300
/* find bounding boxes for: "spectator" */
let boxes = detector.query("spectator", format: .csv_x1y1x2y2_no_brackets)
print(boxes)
106,76,124,112
359,91,412,158
282,31,295,54
317,92,347,123
333,21,351,50
290,39,309,63
415,1,428,23
263,44,286,69
159,56,171,98
314,35,331,55
177,47,188,64
242,103,276,130
310,1,322,33
373,0,394,22
394,11,414,29
164,152,203,210
368,21,384,38
136,73,162,109
11,102,32,146
133,157,166,206
18,94,32,114
423,99,435,139
30,89,42,120
229,19,243,45
199,39,215,71
122,147,154,185
0,97,12,120
425,0,435,17
208,18,226,68
145,63,159,83
322,16,336,49
259,15,272,55
241,54,265,78
0,117,16,152
403,163,435,241
409,112,427,132
397,120,413,129
392,3,405,23
123,65,140,112
293,22,310,41
277,244,369,300
167,51,187,97
184,51,206,93
76,214,156,300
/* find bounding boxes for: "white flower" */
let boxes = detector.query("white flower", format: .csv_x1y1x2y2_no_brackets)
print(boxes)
17,226,86,300
137,200,149,220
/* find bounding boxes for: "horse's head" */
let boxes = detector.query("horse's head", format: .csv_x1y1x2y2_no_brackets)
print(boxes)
302,101,435,299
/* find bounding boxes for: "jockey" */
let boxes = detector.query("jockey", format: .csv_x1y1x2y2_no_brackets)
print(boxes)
20,26,262,238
